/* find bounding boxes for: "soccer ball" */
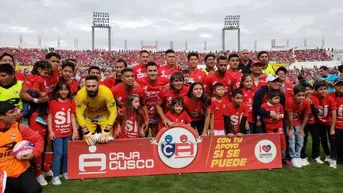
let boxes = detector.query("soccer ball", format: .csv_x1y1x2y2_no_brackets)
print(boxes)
13,140,35,160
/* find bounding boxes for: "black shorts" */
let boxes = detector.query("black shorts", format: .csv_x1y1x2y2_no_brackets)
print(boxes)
5,167,41,193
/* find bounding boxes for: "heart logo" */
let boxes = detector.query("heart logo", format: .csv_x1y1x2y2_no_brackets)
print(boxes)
262,145,271,152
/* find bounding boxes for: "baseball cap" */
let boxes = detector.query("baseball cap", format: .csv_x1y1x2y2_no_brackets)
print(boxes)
333,78,343,86
251,60,264,67
266,75,280,82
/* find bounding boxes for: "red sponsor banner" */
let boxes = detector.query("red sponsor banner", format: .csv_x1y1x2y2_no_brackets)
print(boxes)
68,124,282,179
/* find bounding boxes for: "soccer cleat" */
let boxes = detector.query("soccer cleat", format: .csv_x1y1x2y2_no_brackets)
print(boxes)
301,158,310,166
36,117,47,125
0,170,7,193
324,156,332,163
36,175,48,186
43,170,53,177
329,160,337,169
51,177,62,185
291,159,302,168
63,173,68,180
314,157,324,164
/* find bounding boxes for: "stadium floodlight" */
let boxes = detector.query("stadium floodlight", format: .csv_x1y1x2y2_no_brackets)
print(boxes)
92,12,111,51
222,15,241,52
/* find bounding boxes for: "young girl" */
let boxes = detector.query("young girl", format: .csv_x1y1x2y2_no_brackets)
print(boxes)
224,89,248,137
165,97,192,128
22,60,52,125
48,82,78,185
78,76,86,90
183,82,211,135
115,94,146,139
240,74,255,133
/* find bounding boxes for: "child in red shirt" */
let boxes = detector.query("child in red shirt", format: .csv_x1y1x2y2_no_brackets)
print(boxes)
331,78,343,166
47,82,78,185
165,97,192,127
22,61,51,125
209,83,229,136
261,91,286,158
285,85,311,168
115,94,146,139
313,80,337,168
239,74,255,133
224,89,248,137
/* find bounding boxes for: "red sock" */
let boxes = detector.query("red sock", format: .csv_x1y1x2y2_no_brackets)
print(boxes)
34,154,43,176
43,152,53,172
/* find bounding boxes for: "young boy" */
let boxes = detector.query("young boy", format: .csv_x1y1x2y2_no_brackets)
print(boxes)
312,80,337,168
207,83,229,136
285,85,311,168
182,69,192,86
224,89,248,137
300,82,321,165
260,91,286,160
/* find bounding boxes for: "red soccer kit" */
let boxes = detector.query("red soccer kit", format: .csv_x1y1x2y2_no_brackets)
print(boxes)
24,74,46,93
132,64,147,79
285,98,311,126
260,102,284,130
101,77,115,89
44,69,60,96
119,107,146,139
183,96,207,121
189,68,207,84
329,93,343,129
204,72,234,98
210,98,230,131
241,87,255,123
48,99,76,138
311,94,337,125
157,86,189,114
224,102,248,134
306,98,317,125
111,83,146,107
136,77,169,119
226,69,242,89
160,65,180,79
252,75,267,91
15,71,26,82
165,111,192,124
280,82,293,100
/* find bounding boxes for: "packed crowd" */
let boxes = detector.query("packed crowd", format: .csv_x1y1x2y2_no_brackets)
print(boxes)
0,47,332,67
0,49,341,193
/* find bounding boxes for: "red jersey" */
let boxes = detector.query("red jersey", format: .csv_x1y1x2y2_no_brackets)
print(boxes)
101,77,115,89
120,107,146,139
252,75,267,91
306,98,317,125
210,98,230,131
160,65,180,79
111,83,145,107
165,111,192,124
48,99,76,138
241,87,255,123
189,68,207,84
157,86,188,113
224,102,248,134
280,82,293,100
132,64,147,79
24,74,46,93
183,96,206,121
15,72,26,82
261,102,284,130
204,72,234,98
285,98,311,126
311,94,337,125
45,70,60,96
329,93,343,129
227,69,243,89
136,77,169,118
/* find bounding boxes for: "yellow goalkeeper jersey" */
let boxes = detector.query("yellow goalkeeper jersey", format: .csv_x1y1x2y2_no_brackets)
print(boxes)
75,85,117,127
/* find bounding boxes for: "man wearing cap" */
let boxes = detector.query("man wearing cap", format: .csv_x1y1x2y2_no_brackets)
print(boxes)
239,49,252,74
318,66,336,93
276,67,293,100
251,60,267,90
252,75,286,133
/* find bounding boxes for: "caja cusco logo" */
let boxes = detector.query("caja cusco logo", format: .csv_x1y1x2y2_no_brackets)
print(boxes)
151,124,202,169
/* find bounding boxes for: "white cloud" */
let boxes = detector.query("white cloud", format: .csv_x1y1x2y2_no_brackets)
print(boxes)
6,26,35,33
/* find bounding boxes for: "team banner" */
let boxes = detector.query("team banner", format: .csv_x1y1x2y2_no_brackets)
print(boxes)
68,124,282,179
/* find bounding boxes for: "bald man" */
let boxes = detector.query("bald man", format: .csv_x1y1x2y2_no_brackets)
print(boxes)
239,49,253,74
